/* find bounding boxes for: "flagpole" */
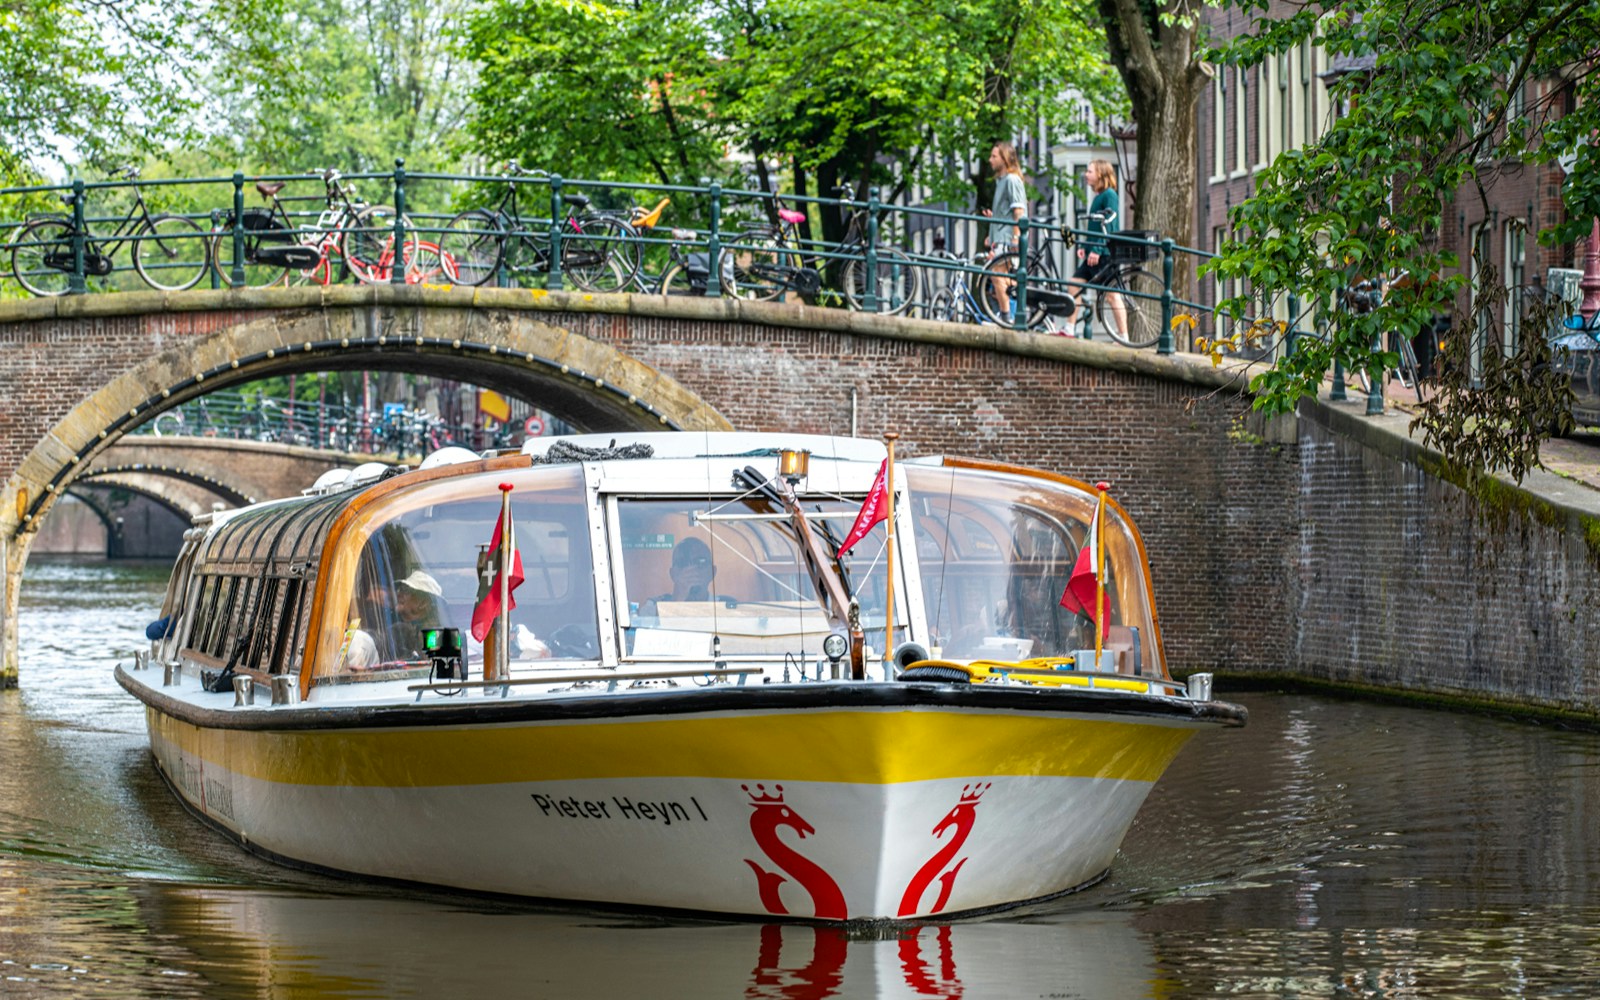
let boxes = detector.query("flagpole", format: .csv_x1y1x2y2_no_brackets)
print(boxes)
1094,481,1109,670
882,432,898,671
496,482,513,684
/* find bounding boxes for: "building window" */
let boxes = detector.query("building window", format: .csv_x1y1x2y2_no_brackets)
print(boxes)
1279,50,1294,156
1505,220,1526,355
1212,72,1227,181
1213,225,1232,340
1235,66,1249,174
1470,223,1493,384
1257,57,1274,169
1301,39,1317,148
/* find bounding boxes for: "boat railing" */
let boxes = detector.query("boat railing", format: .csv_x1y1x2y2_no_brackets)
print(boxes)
407,666,762,701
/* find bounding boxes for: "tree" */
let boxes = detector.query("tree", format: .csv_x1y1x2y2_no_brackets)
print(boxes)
1209,0,1600,480
458,0,1124,232
1094,0,1210,248
0,0,287,185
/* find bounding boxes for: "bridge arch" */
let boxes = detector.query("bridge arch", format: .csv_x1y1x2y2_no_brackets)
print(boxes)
2,289,731,682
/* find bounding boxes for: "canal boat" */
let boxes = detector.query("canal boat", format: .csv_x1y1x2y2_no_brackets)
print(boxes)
117,431,1245,922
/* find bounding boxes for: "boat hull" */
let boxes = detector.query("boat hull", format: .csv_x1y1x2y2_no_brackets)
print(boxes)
132,681,1228,921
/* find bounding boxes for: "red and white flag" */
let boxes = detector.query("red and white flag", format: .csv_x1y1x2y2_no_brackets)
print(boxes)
471,487,525,642
1059,504,1110,639
837,460,889,557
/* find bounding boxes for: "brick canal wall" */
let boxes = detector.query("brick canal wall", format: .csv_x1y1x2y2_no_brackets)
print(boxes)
1291,404,1600,713
2,289,1598,716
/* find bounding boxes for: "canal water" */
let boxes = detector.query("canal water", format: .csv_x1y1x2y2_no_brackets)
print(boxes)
3,558,1598,998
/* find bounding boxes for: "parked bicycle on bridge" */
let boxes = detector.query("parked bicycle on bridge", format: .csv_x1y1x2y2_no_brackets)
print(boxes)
210,169,438,288
977,211,1164,346
9,167,210,296
438,164,641,292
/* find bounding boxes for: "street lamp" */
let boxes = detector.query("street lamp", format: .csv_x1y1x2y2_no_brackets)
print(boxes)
1109,123,1137,217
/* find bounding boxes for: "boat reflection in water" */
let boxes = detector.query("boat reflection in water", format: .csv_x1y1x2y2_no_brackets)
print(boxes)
134,882,1155,999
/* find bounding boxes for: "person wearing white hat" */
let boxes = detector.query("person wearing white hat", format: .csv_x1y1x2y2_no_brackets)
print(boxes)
393,569,447,644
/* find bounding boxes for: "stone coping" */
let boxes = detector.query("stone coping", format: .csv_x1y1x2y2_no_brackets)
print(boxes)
0,285,1240,393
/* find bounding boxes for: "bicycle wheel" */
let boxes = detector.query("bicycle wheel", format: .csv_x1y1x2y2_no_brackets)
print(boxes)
342,205,416,285
659,252,733,297
1097,268,1165,348
728,231,803,302
1399,337,1424,403
562,215,638,292
438,209,503,287
134,215,209,291
842,246,922,315
209,232,289,289
975,251,1049,327
11,218,76,296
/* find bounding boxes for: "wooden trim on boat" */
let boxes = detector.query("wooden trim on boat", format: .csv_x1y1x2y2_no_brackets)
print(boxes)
297,453,533,701
937,455,1170,677
117,664,1247,733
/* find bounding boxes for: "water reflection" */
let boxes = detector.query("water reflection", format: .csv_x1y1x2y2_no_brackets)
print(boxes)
117,884,1152,999
6,559,1600,998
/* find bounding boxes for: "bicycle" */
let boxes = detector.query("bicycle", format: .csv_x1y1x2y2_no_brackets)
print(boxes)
10,166,210,296
438,164,640,292
210,170,435,288
657,226,738,297
977,213,1164,346
1338,279,1425,403
720,190,917,311
918,232,999,326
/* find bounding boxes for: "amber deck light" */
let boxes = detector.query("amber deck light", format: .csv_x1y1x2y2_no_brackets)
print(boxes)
778,447,810,485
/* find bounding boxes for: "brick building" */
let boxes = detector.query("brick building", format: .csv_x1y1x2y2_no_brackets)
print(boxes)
1193,2,1580,358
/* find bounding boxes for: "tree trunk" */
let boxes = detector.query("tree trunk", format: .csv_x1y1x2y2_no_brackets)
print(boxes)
1097,0,1208,300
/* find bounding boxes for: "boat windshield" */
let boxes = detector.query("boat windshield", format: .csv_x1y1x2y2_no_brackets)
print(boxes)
612,496,902,659
904,464,1163,676
327,466,601,678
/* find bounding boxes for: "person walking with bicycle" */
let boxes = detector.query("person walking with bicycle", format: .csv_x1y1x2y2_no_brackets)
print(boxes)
1066,160,1124,335
981,142,1028,324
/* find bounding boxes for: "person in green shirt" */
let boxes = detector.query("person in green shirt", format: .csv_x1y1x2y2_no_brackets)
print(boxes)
1067,160,1126,337
981,141,1028,323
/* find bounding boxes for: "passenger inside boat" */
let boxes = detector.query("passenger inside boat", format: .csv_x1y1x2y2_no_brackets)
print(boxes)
327,469,606,678
636,538,734,616
615,497,899,659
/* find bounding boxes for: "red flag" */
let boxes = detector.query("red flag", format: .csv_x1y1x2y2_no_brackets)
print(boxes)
471,496,525,642
838,459,889,556
1059,505,1110,639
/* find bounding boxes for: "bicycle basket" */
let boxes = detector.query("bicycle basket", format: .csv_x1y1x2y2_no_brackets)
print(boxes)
1110,231,1159,264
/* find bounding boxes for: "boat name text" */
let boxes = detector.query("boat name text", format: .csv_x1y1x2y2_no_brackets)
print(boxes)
530,792,710,826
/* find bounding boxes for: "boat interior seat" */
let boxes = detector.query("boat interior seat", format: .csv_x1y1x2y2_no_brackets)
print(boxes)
1104,625,1140,675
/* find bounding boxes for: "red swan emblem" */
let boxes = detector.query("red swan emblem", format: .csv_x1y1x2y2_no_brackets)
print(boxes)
897,783,990,917
742,783,848,920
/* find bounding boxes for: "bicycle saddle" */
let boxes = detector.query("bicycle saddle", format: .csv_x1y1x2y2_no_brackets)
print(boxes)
631,197,671,230
564,193,592,210
669,228,697,241
777,208,807,226
256,181,287,198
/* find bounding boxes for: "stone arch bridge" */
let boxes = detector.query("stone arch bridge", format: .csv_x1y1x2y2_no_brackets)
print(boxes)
35,436,372,558
3,286,1597,719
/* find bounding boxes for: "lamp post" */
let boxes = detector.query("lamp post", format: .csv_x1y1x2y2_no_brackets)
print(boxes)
1579,218,1600,329
1109,123,1137,219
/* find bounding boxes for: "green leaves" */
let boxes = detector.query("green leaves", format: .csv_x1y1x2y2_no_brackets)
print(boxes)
1209,0,1599,479
458,0,1122,198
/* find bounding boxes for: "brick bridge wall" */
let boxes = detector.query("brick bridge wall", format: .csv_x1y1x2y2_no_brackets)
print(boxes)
2,288,1597,717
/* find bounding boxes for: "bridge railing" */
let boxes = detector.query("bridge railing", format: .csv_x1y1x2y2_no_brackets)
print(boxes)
1,165,1298,356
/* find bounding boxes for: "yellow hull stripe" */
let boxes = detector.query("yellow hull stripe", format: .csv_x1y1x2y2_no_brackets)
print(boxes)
148,707,1196,789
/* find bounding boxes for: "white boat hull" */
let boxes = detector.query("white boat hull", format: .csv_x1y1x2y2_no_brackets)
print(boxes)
140,692,1208,920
